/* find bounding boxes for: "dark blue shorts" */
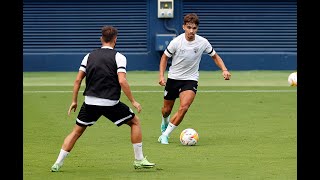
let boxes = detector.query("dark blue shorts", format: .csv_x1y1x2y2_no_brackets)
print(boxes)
164,78,198,100
76,101,135,127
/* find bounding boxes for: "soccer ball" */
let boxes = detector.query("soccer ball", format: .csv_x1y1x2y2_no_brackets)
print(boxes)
179,128,199,146
288,72,297,86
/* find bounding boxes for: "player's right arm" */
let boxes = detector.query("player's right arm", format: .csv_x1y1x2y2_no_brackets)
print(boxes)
159,37,177,86
118,72,142,113
116,52,142,113
159,53,169,86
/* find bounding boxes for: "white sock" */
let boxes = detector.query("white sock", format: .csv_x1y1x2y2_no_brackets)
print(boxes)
162,115,170,124
54,149,69,164
133,143,144,161
162,122,176,137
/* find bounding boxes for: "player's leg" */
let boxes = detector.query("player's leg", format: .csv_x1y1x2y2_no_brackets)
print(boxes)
162,99,175,117
51,102,99,172
51,125,87,172
161,99,175,133
158,99,175,144
171,90,196,126
105,101,155,169
160,78,178,134
127,115,142,144
126,116,156,169
61,125,87,151
168,79,198,127
162,90,196,138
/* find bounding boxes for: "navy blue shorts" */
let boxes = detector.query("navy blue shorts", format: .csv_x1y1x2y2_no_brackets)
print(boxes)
76,101,135,127
164,78,198,100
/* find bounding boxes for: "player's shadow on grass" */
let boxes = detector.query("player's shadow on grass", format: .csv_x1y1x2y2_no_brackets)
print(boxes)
134,167,163,172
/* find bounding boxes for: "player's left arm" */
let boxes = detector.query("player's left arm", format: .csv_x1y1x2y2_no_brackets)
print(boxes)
205,39,231,80
68,53,89,116
211,53,231,80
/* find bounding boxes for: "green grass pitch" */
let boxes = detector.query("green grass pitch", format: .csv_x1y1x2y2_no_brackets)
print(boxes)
23,71,297,179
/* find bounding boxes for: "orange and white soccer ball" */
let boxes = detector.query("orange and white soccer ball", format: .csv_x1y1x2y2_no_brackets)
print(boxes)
288,72,297,86
180,128,199,146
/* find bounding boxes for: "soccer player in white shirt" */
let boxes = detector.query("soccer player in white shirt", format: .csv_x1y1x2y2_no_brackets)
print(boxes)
158,13,231,144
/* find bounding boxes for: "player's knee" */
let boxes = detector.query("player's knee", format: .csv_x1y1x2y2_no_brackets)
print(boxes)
162,107,172,115
73,125,86,137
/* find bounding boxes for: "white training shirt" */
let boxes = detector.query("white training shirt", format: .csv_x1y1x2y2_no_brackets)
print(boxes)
164,33,216,81
79,46,127,106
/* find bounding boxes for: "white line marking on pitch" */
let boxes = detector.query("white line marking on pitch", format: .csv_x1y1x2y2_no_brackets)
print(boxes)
23,90,296,93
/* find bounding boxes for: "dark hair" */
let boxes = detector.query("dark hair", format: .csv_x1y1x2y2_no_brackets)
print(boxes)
183,13,199,26
101,26,118,43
